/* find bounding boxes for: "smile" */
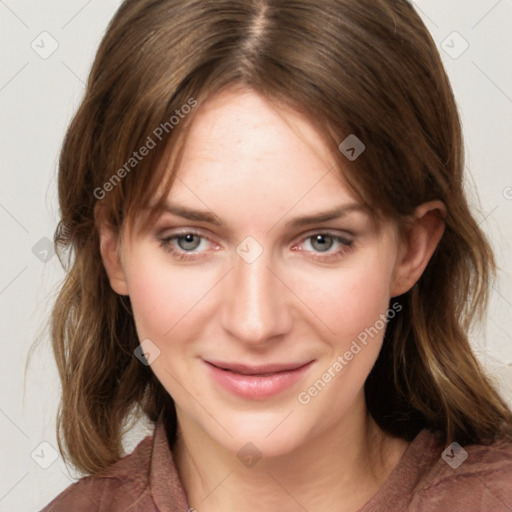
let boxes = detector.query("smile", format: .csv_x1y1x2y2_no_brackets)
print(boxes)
204,360,314,400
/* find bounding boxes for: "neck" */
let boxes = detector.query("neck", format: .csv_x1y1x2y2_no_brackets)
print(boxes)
173,393,407,512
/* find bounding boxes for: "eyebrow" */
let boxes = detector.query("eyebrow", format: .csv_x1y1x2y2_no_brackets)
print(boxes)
159,203,223,225
284,203,367,228
159,201,366,228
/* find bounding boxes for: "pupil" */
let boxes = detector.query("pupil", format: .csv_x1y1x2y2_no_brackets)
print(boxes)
312,234,333,252
178,234,200,251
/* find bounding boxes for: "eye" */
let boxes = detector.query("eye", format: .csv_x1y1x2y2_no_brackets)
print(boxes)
308,234,336,252
292,231,354,260
158,230,217,261
175,233,202,251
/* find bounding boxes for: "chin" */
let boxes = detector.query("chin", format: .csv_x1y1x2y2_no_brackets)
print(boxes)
207,408,316,461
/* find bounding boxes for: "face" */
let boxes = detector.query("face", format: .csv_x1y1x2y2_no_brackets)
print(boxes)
104,88,420,458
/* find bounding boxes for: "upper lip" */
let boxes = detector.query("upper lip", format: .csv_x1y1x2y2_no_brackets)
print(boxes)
205,360,313,375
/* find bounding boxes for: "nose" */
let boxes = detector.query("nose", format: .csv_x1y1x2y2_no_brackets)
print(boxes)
220,248,292,346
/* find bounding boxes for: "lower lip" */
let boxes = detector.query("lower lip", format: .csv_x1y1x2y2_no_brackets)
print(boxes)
205,361,313,400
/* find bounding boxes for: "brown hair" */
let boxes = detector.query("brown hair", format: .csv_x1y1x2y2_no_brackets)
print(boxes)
52,0,512,475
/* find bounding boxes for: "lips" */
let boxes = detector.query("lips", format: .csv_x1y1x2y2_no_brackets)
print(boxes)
207,361,311,376
204,359,314,400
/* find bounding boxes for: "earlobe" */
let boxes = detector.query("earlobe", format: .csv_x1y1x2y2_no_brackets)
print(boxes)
390,200,446,297
97,218,129,296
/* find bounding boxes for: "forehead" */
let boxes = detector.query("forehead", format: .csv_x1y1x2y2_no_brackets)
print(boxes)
160,88,359,222
179,88,333,168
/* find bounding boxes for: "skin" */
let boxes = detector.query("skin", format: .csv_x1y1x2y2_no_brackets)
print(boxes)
100,87,445,512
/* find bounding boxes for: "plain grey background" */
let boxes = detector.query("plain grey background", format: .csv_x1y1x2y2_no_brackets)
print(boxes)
1,1,511,510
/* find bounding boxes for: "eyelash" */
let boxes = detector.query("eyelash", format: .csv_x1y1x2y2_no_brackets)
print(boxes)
158,230,354,262
158,230,215,261
293,233,354,261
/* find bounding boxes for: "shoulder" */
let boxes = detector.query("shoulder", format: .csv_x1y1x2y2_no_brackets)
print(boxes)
40,435,156,512
365,429,512,512
412,433,512,511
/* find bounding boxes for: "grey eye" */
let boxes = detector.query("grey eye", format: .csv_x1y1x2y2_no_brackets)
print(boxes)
176,234,201,251
310,234,334,252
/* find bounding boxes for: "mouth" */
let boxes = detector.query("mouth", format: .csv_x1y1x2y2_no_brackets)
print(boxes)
203,359,314,400
207,361,312,375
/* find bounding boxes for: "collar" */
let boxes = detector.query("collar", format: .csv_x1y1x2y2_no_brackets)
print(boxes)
150,422,190,512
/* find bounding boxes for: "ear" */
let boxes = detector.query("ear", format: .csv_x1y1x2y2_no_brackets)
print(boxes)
390,200,446,297
96,206,129,296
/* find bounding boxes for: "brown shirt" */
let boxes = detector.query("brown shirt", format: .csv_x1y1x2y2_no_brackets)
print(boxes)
41,424,512,512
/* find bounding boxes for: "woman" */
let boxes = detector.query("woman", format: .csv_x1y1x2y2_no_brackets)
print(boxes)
43,0,512,510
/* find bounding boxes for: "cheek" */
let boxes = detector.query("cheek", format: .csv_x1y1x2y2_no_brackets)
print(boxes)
293,255,396,344
125,253,216,341
293,257,396,425
125,237,397,349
